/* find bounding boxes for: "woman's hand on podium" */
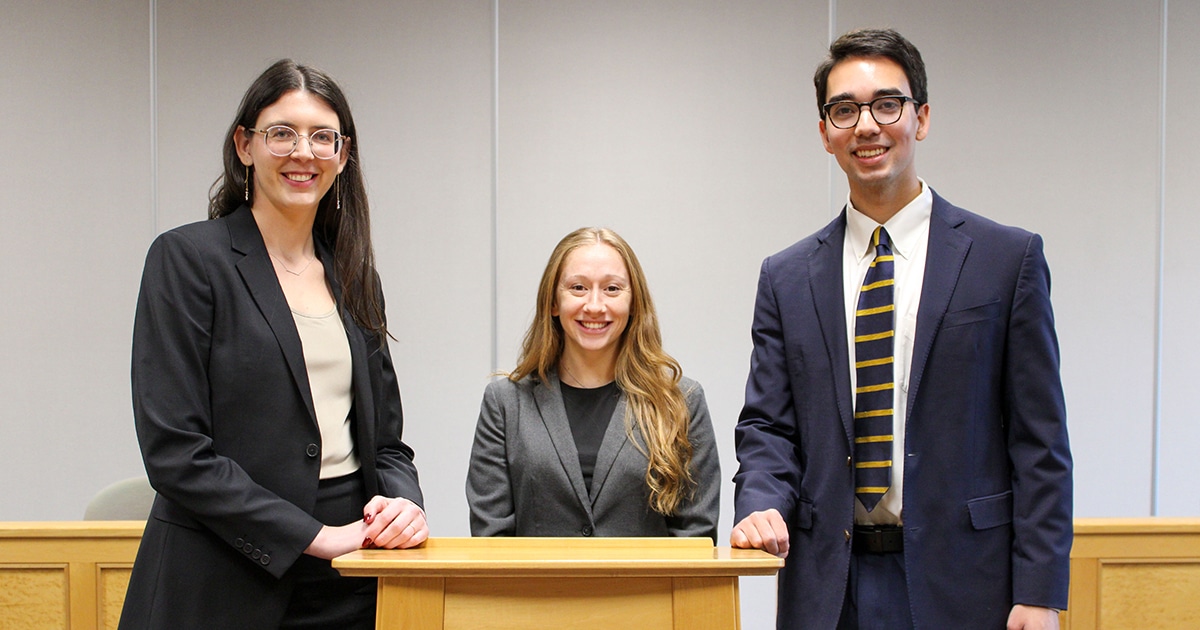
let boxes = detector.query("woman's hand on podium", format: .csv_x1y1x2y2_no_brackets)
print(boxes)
305,520,371,560
303,496,428,559
362,496,429,549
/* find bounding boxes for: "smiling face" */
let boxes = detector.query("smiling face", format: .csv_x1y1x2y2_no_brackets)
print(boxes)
552,242,632,371
234,89,348,218
819,56,930,218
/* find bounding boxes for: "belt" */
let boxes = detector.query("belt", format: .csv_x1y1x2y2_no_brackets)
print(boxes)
852,524,904,554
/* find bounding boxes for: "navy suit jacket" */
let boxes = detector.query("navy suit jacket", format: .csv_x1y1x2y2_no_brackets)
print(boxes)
733,191,1072,628
120,206,423,629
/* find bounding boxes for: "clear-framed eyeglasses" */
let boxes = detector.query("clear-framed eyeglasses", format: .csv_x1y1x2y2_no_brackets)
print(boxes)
247,125,347,159
821,96,919,129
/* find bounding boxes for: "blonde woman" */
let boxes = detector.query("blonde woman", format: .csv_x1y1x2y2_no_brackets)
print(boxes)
467,228,719,541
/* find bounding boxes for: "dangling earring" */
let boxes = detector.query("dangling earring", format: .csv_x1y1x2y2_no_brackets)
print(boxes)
244,165,250,201
336,175,341,210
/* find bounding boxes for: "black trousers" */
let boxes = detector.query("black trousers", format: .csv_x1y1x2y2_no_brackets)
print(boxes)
280,472,376,630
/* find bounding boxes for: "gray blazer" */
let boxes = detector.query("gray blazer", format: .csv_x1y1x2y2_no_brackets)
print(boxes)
467,371,720,541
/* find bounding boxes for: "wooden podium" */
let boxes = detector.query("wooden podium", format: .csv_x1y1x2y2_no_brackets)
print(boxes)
332,537,783,630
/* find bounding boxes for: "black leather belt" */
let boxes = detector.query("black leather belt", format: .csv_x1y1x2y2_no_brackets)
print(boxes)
853,525,903,554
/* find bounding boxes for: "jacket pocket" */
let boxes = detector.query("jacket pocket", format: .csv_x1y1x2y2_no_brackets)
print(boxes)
941,300,1002,329
793,499,814,531
966,490,1013,530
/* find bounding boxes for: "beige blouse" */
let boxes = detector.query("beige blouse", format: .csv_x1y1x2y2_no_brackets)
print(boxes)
292,306,360,479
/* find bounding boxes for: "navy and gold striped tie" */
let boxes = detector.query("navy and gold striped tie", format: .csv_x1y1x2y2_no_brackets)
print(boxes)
854,226,895,512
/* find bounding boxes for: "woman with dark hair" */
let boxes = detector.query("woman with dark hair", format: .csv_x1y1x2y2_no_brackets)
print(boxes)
120,59,426,629
466,227,720,541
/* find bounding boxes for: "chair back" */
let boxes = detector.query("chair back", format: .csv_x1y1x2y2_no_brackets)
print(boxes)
84,476,156,520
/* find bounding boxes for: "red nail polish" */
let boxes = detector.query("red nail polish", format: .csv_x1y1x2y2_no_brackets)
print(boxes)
363,538,372,547
364,513,374,524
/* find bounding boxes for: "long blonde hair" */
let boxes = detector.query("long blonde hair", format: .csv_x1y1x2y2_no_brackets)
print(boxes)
509,228,694,515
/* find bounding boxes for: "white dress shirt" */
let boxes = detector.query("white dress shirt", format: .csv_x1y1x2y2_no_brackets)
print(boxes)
843,180,932,526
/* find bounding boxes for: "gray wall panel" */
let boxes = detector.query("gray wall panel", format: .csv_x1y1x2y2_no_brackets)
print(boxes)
1160,0,1199,517
0,0,151,520
361,1,495,534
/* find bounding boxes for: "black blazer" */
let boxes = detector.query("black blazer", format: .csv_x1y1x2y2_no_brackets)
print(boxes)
119,206,422,629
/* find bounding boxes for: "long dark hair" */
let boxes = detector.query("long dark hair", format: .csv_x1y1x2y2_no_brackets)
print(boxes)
209,59,386,339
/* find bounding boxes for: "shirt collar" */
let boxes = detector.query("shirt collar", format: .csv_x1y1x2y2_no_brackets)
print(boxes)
846,179,933,262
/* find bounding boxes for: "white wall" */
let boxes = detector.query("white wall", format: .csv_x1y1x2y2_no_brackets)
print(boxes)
2,2,1194,628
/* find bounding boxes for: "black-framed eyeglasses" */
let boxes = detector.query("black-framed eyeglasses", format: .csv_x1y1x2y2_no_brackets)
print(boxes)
247,125,347,159
822,96,919,129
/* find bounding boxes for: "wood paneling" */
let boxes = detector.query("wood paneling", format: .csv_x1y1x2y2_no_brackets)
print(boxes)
99,565,133,630
444,577,674,630
1101,563,1200,628
0,565,68,629
0,522,143,630
1064,518,1200,630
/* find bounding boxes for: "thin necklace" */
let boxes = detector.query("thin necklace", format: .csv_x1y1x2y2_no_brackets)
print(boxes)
269,251,315,276
561,361,611,389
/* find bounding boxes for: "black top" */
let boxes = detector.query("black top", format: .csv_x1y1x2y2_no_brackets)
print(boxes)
560,380,620,493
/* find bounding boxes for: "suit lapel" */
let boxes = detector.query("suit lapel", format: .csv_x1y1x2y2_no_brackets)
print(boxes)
534,372,593,513
319,239,380,495
810,213,854,442
588,394,630,503
227,206,318,427
907,193,972,415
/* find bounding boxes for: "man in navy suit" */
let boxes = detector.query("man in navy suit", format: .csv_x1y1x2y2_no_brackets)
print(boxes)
730,29,1072,629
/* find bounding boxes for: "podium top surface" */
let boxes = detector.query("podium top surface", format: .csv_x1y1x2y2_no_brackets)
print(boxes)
332,537,784,578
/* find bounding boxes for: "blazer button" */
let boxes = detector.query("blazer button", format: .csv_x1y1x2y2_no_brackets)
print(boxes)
234,538,245,548
243,542,254,554
306,444,319,458
260,554,271,565
581,525,593,537
846,456,852,468
844,529,851,543
251,549,262,560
